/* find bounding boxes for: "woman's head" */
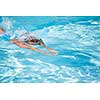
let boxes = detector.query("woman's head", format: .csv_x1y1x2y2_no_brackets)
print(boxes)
0,28,5,34
25,38,45,46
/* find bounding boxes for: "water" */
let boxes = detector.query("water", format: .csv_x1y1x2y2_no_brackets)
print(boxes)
0,16,100,83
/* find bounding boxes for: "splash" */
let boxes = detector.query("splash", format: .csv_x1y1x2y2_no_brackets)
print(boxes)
0,17,15,30
0,16,100,83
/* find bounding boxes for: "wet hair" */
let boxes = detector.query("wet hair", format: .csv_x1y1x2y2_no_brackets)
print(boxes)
25,38,45,46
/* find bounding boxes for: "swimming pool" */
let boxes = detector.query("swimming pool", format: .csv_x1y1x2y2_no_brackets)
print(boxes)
0,16,100,83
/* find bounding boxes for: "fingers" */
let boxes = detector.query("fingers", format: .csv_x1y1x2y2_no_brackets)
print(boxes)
42,50,58,56
50,50,58,55
43,52,50,55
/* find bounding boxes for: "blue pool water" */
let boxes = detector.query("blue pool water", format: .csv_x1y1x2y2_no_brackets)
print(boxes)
0,16,100,83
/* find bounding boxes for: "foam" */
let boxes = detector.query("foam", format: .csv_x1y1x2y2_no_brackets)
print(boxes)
0,17,14,30
62,55,76,59
90,58,100,67
0,17,100,82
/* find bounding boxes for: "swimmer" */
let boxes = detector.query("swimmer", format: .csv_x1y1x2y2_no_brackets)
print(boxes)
0,28,57,55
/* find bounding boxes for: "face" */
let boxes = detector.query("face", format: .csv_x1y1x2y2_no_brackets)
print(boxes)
39,42,45,47
0,28,4,34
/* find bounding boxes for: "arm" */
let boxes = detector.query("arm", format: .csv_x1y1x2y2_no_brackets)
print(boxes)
42,45,57,55
38,39,57,55
29,46,49,55
10,39,49,55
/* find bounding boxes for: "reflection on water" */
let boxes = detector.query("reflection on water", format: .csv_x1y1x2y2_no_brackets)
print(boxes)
0,16,100,83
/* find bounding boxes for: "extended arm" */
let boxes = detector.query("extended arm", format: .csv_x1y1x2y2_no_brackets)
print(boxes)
10,39,49,55
29,46,49,55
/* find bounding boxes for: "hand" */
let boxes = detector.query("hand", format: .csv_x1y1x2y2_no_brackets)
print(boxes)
42,51,50,55
50,50,57,55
